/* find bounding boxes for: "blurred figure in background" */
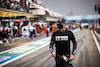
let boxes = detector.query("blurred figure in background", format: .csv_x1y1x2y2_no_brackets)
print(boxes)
4,25,10,43
13,24,18,38
52,23,57,31
37,24,42,34
0,25,3,44
80,25,82,30
65,24,69,30
0,24,3,32
21,21,30,37
42,24,44,33
92,24,95,33
47,25,50,37
14,24,18,37
15,2,19,10
89,24,92,30
13,2,16,10
44,24,47,34
73,25,76,29
81,24,83,30
6,0,10,9
0,0,3,8
33,25,36,38
10,1,14,9
29,24,34,39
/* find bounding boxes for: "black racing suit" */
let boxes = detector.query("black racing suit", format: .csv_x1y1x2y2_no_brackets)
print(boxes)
50,30,77,67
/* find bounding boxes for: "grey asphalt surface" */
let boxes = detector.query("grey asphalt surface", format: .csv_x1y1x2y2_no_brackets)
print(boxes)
3,29,100,67
0,32,53,52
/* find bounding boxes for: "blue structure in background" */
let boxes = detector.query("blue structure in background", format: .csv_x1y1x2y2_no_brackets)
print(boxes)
65,21,72,24
79,20,96,24
66,14,100,20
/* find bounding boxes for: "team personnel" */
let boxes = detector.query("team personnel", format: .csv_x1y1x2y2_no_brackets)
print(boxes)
49,19,77,67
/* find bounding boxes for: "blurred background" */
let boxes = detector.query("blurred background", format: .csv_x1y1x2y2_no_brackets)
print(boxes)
0,0,100,67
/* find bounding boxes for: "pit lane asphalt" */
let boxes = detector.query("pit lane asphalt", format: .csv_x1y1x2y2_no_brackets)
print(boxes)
3,29,100,67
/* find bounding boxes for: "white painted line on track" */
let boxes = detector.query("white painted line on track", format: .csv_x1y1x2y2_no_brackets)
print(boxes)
91,30,100,54
0,43,50,67
0,37,51,67
0,37,51,54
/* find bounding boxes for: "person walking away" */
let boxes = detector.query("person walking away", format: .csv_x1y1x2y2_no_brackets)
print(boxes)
13,24,15,38
0,25,3,44
65,24,69,30
14,25,18,37
33,25,36,38
92,24,95,34
80,25,82,30
37,24,42,34
44,24,47,34
47,25,50,37
4,25,10,43
89,24,92,30
29,24,34,39
49,18,77,67
73,25,76,29
81,24,83,30
52,24,55,31
42,24,44,33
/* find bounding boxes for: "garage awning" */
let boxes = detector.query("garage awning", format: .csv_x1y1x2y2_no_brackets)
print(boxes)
0,8,34,18
0,11,24,17
46,17,59,21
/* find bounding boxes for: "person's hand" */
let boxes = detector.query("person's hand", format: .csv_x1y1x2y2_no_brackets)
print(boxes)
51,52,56,57
69,54,74,61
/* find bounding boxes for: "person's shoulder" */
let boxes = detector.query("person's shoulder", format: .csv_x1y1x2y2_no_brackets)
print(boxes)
65,30,73,33
65,30,71,32
52,30,59,34
52,31,57,34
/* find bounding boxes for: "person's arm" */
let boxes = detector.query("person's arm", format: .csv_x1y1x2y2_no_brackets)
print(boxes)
50,41,54,53
70,31,77,55
49,32,56,57
69,31,77,60
50,32,55,53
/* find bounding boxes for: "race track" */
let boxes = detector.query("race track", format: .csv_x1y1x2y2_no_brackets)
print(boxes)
3,29,100,67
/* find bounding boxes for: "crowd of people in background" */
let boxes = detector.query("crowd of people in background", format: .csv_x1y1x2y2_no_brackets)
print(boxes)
0,0,20,10
0,19,95,45
0,21,52,44
0,24,11,44
0,0,46,13
0,22,79,39
0,0,29,12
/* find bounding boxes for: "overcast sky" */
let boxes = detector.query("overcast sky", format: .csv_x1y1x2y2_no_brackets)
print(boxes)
40,0,100,17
